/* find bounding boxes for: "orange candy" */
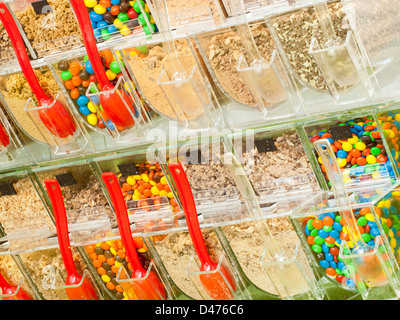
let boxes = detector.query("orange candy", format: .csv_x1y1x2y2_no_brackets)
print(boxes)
82,80,90,87
97,267,106,276
312,219,323,230
106,282,115,290
122,183,132,192
360,207,370,216
86,244,95,254
71,75,82,87
307,235,315,245
89,252,97,261
322,216,334,227
98,255,106,263
100,242,110,250
65,79,75,90
69,62,81,76
325,236,336,244
107,257,115,265
326,267,337,276
70,88,80,100
93,260,102,268
99,0,112,8
133,237,144,249
356,157,367,166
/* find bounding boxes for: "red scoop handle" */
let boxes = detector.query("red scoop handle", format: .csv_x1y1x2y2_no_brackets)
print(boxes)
101,172,146,273
0,121,10,148
0,2,47,101
0,272,32,300
69,0,112,88
44,179,78,276
167,163,214,266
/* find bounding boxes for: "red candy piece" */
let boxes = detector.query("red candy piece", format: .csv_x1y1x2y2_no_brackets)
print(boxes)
329,247,339,256
310,135,320,142
336,274,345,283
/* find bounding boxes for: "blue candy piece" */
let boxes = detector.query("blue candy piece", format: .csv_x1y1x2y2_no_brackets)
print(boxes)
325,253,333,261
350,128,358,135
368,221,377,228
305,227,310,236
318,131,326,136
318,213,327,220
85,60,94,74
91,21,97,29
367,240,375,247
370,227,381,238
79,105,91,116
106,120,115,131
320,260,330,269
322,243,330,253
326,138,334,144
97,20,108,29
346,278,356,288
77,96,90,106
383,208,390,218
390,206,397,215
326,212,336,220
111,0,121,4
89,11,103,23
318,229,329,238
330,261,338,269
353,124,363,131
332,221,342,232
329,230,340,239
107,24,118,34
356,131,365,138
338,261,345,270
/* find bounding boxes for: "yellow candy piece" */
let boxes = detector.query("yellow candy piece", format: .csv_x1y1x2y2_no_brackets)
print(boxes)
385,200,391,209
347,136,359,144
115,261,122,268
138,248,147,253
149,180,157,187
134,189,141,196
113,18,124,29
94,4,106,14
341,142,353,152
337,158,347,168
393,191,400,197
132,194,140,201
366,154,377,164
377,201,385,208
144,3,150,12
141,174,149,182
151,186,160,195
395,114,400,122
159,190,167,197
133,174,142,180
101,275,111,283
160,176,167,185
106,69,117,81
355,142,366,151
389,230,395,238
87,113,98,126
167,192,174,198
110,247,117,256
347,241,354,249
150,15,155,24
84,0,98,8
391,237,397,248
342,169,350,177
318,156,323,164
120,26,131,36
130,50,138,57
88,101,97,113
365,213,375,222
126,176,136,185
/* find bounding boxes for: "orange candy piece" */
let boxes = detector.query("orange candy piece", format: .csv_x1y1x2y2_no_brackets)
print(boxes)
312,219,323,230
326,267,337,276
322,216,334,227
69,62,81,76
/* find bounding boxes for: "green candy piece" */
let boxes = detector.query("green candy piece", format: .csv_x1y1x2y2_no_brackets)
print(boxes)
335,215,342,223
370,147,381,156
101,29,111,41
378,245,387,253
138,12,150,25
143,23,155,35
342,269,351,277
335,268,343,275
118,12,130,22
382,223,390,235
89,83,100,93
314,236,324,245
109,60,124,74
136,45,148,54
306,219,314,230
364,165,376,173
338,123,346,126
338,256,343,262
312,244,322,253
351,164,359,168
84,55,89,63
323,225,333,232
357,216,368,227
361,233,372,243
324,241,335,248
132,0,145,13
61,70,72,80
348,121,356,125
310,229,319,237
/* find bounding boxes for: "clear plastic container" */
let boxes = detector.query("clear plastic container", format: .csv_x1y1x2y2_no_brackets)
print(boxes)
34,160,116,241
228,128,319,205
0,170,55,237
7,0,83,58
17,246,103,300
145,228,226,300
222,0,295,18
93,148,180,232
303,114,396,193
0,64,91,159
120,38,224,131
266,1,377,109
48,48,151,145
83,0,157,43
194,20,300,128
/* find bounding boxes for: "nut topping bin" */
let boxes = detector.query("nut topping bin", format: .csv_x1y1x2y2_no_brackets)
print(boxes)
6,0,83,58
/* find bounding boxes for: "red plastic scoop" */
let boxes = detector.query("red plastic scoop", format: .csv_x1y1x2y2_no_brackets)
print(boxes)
0,272,32,300
70,0,136,129
44,179,98,300
101,172,166,300
0,2,76,139
167,163,235,300
0,121,9,148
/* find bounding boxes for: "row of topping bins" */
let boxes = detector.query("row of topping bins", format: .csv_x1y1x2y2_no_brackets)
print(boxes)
0,117,398,300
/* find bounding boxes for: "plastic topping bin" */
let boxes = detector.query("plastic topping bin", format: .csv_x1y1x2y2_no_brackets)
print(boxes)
0,65,90,158
7,0,83,58
0,254,37,299
17,246,103,300
84,0,157,43
34,160,116,240
94,149,180,232
49,48,149,143
194,19,300,129
145,228,226,300
304,114,396,193
222,0,295,18
229,128,319,204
